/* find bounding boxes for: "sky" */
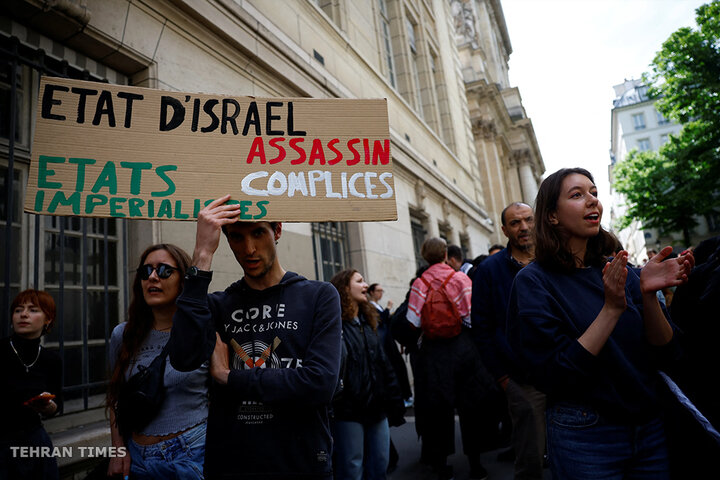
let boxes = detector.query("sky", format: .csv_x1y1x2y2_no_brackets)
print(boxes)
499,0,707,222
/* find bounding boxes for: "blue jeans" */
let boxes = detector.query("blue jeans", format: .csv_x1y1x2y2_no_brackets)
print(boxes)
333,418,390,480
546,403,670,480
128,421,206,480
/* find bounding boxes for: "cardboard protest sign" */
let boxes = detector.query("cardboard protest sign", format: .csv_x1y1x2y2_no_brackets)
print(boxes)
24,77,396,222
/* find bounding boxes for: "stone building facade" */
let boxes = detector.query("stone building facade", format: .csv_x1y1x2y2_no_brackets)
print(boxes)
1,0,542,475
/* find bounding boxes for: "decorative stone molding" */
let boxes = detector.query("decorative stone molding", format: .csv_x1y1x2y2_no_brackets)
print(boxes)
512,148,531,166
415,179,427,209
45,0,92,26
450,0,477,48
472,118,497,141
442,198,451,220
438,219,453,238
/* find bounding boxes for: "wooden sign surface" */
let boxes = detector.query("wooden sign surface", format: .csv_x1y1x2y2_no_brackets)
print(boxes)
24,77,396,222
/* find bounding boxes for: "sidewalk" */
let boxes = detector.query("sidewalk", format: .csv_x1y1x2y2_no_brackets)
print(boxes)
388,413,551,480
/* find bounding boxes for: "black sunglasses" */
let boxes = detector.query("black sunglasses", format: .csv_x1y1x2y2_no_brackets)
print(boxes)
138,263,177,280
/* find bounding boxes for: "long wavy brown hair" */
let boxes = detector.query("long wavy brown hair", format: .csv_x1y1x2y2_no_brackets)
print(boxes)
106,244,191,410
330,269,379,331
534,167,616,272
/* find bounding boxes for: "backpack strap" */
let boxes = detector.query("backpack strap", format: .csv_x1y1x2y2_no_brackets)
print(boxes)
419,271,455,291
443,272,461,316
441,271,456,289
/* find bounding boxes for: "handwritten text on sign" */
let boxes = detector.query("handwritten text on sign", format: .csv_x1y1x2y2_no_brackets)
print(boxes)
24,77,396,222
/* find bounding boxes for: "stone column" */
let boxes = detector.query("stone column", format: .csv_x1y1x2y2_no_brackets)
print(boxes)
512,149,538,204
519,162,537,204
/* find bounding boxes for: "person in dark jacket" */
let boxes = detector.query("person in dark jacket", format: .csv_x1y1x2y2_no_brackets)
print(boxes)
1,290,62,480
666,235,720,477
368,282,411,473
472,202,546,479
507,168,694,479
168,195,342,479
330,269,405,480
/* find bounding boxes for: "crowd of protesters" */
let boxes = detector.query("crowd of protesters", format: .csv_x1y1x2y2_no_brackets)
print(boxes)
4,167,720,480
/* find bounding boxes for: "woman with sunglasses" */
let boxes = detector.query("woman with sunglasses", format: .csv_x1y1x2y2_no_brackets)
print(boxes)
107,244,208,479
506,168,694,479
1,290,62,480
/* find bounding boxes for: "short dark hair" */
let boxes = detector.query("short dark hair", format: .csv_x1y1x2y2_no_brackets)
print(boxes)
501,202,531,226
447,244,463,261
488,244,504,254
472,254,488,266
368,283,380,294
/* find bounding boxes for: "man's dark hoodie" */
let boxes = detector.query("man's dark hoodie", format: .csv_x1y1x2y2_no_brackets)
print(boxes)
170,271,342,480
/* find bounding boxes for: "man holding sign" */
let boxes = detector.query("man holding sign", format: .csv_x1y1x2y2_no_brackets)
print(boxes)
169,195,342,479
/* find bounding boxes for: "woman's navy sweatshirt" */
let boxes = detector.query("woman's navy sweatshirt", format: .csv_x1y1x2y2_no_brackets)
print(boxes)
507,262,681,424
169,271,342,479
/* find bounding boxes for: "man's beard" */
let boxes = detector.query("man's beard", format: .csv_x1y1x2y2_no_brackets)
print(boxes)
512,238,533,252
246,251,276,279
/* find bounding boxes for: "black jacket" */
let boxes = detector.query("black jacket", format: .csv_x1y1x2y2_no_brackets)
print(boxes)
333,314,405,426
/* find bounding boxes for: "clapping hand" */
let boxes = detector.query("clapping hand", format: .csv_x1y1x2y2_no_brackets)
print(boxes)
640,246,694,294
602,250,628,312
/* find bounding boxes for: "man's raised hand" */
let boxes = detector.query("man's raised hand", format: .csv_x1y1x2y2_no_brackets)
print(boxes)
193,194,242,269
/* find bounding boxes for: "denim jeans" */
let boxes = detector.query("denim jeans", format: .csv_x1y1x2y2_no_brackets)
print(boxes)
546,403,670,480
128,421,206,480
333,418,390,480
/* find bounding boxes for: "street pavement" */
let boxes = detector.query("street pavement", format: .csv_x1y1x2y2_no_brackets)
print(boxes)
388,413,552,480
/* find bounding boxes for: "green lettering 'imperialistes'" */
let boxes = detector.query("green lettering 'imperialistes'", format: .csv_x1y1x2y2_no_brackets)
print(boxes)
110,197,127,217
128,198,145,217
34,191,45,212
255,200,269,219
157,199,173,218
239,201,252,219
85,194,108,214
174,200,189,219
47,191,80,214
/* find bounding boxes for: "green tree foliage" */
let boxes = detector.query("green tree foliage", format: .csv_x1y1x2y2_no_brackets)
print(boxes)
613,1,720,246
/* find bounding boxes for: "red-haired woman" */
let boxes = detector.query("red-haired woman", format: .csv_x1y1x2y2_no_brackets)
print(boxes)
107,244,208,479
507,168,694,479
1,289,62,479
330,269,404,480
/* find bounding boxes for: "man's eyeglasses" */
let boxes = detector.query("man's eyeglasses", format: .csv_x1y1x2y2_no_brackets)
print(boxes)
138,263,177,280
